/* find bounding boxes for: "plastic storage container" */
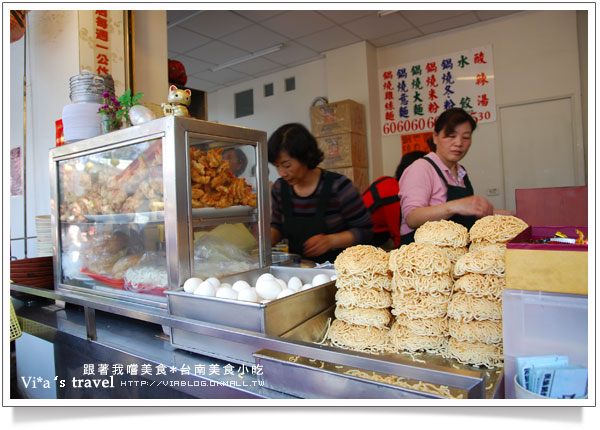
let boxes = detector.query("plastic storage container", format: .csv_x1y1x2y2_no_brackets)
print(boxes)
503,289,588,399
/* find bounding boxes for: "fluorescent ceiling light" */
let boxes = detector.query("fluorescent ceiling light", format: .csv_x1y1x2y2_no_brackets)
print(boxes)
377,10,399,17
210,44,284,72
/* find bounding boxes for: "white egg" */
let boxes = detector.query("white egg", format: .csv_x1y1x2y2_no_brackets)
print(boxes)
231,280,252,292
183,277,203,293
275,278,287,289
301,283,314,291
219,283,232,290
193,281,216,296
312,273,331,287
237,288,258,303
256,278,282,300
256,273,275,284
287,276,303,292
205,277,221,289
251,287,265,301
277,288,296,299
215,286,238,300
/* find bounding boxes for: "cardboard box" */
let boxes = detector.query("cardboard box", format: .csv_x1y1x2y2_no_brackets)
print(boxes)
310,100,366,137
317,133,368,169
505,226,588,295
328,166,369,194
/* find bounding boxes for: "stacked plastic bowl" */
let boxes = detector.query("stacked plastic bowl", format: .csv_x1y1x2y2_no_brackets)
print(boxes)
62,71,115,144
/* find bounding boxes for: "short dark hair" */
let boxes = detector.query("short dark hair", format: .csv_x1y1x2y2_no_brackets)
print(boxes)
267,123,324,169
394,150,428,180
427,107,477,151
223,148,248,176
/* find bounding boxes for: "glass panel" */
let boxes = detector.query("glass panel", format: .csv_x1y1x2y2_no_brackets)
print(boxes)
188,137,260,279
58,139,167,298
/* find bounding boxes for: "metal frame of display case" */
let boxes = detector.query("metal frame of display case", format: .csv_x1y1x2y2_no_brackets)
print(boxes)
25,116,503,399
48,116,271,312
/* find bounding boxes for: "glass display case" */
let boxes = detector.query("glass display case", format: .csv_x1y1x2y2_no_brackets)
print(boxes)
49,116,270,308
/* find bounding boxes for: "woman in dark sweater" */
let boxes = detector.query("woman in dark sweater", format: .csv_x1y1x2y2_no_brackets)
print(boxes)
268,123,373,263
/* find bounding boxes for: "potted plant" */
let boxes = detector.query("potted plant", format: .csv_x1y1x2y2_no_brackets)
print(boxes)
97,92,121,133
116,89,144,127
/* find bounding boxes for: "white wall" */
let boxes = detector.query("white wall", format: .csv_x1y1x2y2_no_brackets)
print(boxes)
376,10,585,209
10,10,80,259
133,10,168,104
207,59,328,181
324,41,383,179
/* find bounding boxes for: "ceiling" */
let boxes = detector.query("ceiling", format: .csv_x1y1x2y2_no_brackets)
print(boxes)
167,9,520,93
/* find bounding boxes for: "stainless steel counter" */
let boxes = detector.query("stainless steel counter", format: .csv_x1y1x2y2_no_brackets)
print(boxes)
11,294,294,399
11,284,504,400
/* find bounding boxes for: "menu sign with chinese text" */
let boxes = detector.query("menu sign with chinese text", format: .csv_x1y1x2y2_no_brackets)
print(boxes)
379,45,496,136
78,10,127,96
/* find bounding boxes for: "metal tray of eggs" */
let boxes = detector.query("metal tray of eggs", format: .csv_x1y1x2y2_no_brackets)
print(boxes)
165,266,336,365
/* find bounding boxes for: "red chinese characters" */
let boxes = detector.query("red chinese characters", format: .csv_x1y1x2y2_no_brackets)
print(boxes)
94,10,110,75
474,51,487,64
382,70,395,122
476,72,489,86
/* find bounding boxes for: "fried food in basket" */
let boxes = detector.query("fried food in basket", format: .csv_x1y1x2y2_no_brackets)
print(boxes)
189,147,257,208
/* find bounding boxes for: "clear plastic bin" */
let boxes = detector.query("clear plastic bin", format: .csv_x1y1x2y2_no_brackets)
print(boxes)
503,289,588,399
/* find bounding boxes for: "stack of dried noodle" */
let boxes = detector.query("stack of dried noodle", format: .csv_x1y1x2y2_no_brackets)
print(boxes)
388,243,452,354
328,245,392,353
445,215,527,368
446,246,506,368
468,215,528,253
414,220,469,268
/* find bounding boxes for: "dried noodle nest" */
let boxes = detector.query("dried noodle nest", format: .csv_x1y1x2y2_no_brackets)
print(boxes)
334,305,392,329
447,292,502,322
469,215,528,244
414,220,469,248
335,273,392,291
389,243,451,276
393,314,449,337
441,246,469,264
391,289,451,319
444,337,504,368
328,319,388,353
335,286,392,309
392,272,453,296
448,319,503,344
469,241,507,254
453,273,505,301
388,322,448,353
334,245,390,277
453,247,505,277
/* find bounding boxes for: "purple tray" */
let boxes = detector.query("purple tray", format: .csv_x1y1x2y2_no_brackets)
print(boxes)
507,226,588,252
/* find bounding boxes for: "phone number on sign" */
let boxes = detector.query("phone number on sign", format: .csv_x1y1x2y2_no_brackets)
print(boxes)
382,111,491,135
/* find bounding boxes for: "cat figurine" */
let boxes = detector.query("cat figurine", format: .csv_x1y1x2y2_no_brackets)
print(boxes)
161,85,191,117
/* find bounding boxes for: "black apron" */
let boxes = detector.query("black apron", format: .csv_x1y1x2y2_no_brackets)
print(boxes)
280,171,340,264
400,157,476,245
